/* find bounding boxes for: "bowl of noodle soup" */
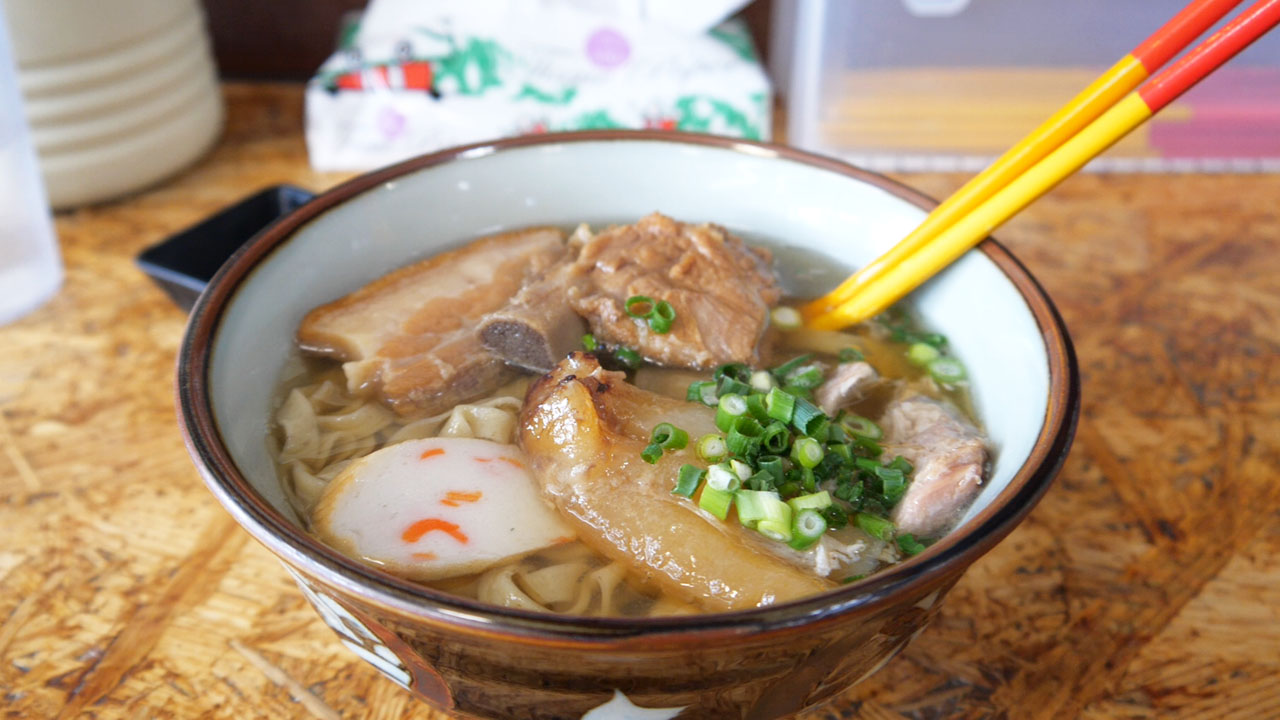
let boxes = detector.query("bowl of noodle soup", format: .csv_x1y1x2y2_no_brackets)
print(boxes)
178,131,1077,719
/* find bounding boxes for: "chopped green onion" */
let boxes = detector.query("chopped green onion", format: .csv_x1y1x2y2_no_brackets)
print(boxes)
922,332,947,348
730,459,754,482
770,354,812,379
582,333,598,351
760,422,789,454
757,518,793,542
838,347,865,363
671,464,705,497
928,356,967,384
734,415,764,437
615,346,641,368
787,491,833,513
854,457,884,474
887,455,913,475
727,432,760,460
707,463,741,492
776,481,800,498
790,396,825,436
821,504,849,529
770,306,803,330
733,490,765,527
788,509,828,550
799,466,817,492
806,417,830,444
745,470,776,491
880,308,949,349
856,512,896,542
727,416,764,458
640,443,663,464
717,392,749,414
699,485,734,520
791,437,824,469
695,434,727,463
827,442,853,465
625,295,654,318
833,481,862,504
765,387,796,423
907,342,940,366
757,455,784,482
713,363,752,383
897,533,928,556
849,435,883,457
841,574,866,584
749,370,776,393
715,394,748,432
782,384,813,401
735,490,790,532
648,300,676,334
717,376,752,397
880,470,907,506
686,380,718,406
815,453,842,481
745,393,769,422
650,422,689,450
783,364,825,390
840,415,883,440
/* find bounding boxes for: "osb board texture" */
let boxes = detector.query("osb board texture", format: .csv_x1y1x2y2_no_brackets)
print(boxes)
1,84,1277,719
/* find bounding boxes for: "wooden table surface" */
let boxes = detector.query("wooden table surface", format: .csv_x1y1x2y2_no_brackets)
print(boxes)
2,84,1277,720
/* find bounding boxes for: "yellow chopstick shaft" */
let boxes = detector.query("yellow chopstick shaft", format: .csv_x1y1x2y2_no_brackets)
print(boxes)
802,56,1149,320
808,93,1154,330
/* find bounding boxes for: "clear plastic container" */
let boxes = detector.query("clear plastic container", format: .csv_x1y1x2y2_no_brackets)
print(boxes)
770,0,1280,172
0,0,61,324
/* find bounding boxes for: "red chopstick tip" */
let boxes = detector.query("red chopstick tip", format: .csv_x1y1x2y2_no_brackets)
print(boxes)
1139,0,1280,112
1133,0,1245,71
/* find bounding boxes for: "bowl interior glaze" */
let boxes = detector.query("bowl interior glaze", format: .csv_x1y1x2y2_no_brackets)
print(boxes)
209,137,1049,540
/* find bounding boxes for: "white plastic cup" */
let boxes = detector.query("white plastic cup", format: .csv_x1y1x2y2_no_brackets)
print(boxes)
0,0,61,325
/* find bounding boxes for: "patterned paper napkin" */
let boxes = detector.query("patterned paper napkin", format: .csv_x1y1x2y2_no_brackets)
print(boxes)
305,0,769,171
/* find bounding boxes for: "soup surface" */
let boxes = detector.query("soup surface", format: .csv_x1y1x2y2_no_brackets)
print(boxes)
271,214,988,617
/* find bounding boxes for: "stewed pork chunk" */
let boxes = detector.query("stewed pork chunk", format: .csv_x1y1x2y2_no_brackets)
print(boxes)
882,394,988,537
567,213,781,369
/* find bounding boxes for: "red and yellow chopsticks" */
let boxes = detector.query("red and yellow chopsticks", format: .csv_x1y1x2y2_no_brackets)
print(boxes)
805,0,1279,329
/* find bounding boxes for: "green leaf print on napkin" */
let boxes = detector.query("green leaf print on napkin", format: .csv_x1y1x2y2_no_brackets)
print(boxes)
516,85,579,105
675,95,761,139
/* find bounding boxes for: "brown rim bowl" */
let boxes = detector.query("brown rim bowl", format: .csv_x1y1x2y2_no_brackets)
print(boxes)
177,131,1078,720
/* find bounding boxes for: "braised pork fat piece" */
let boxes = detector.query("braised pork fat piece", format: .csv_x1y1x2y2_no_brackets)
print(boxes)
297,228,567,415
882,394,988,537
567,213,781,369
520,353,835,611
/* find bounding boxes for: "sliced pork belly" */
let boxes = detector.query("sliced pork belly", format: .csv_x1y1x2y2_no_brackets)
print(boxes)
881,394,988,538
815,360,880,415
566,213,781,369
297,228,567,415
519,353,835,611
311,437,574,581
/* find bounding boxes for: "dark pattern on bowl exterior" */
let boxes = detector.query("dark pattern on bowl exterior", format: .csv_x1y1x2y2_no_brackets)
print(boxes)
177,131,1079,719
289,563,961,718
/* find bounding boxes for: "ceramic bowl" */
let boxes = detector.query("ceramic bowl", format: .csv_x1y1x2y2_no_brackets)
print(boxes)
178,131,1078,719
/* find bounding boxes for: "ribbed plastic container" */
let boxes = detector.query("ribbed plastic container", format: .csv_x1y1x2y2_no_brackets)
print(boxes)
770,0,1280,172
0,1,61,324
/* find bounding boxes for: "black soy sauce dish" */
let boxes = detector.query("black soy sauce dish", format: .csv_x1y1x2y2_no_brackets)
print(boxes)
136,184,316,311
